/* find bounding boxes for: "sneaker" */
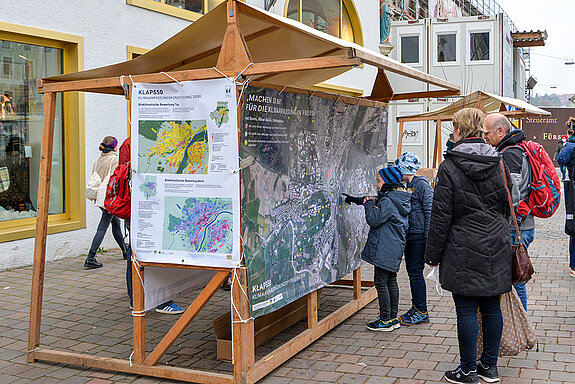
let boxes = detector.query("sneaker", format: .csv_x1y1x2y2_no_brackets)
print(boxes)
366,318,396,331
155,302,185,314
477,360,500,383
570,268,575,277
444,366,479,384
390,318,401,329
399,306,430,326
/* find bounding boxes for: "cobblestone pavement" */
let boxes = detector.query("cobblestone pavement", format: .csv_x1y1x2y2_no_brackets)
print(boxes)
0,199,574,384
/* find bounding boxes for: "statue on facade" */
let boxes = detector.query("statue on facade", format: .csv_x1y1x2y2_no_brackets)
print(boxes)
379,0,394,55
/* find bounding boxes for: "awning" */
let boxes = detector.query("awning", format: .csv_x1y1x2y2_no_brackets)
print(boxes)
397,91,551,122
39,1,459,99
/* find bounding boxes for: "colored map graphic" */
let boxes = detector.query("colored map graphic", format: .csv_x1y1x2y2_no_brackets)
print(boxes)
138,120,209,174
164,197,233,254
139,176,158,199
210,102,230,128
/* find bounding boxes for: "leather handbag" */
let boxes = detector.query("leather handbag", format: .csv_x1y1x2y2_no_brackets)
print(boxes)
500,161,534,284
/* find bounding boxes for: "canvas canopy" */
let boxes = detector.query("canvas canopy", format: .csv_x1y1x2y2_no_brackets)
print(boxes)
397,90,551,122
40,1,459,99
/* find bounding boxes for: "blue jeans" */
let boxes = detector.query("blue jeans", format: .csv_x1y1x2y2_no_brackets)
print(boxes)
452,294,503,372
405,235,427,312
509,228,534,310
561,165,567,180
569,237,575,270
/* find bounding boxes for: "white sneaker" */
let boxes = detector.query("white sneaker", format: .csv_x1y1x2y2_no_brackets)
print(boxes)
570,268,575,278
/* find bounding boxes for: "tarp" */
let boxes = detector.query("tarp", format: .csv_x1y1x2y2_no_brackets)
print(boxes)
397,91,551,120
44,2,458,96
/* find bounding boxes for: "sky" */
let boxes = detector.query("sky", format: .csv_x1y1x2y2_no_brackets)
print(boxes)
499,0,575,95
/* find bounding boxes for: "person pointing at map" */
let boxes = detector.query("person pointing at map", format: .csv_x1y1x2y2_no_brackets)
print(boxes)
344,166,412,331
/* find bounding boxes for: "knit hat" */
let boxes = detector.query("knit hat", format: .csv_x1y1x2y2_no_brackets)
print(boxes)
394,152,422,175
378,166,403,184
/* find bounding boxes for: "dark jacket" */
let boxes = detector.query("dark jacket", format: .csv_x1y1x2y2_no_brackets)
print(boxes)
554,140,565,160
407,176,434,239
557,138,575,179
425,138,513,297
495,129,534,230
361,187,411,273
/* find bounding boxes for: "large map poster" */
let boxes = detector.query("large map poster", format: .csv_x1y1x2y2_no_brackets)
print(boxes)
241,87,388,317
131,79,240,268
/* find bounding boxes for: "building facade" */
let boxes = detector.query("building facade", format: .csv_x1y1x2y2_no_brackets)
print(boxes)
0,0,380,270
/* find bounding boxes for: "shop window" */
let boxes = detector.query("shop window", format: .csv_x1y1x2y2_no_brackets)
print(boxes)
127,0,225,21
401,35,419,64
286,0,363,45
470,31,490,61
0,25,84,242
437,33,456,62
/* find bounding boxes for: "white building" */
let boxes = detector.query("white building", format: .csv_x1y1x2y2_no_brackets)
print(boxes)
0,0,381,270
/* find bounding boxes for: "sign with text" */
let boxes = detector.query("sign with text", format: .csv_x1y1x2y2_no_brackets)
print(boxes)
522,108,575,165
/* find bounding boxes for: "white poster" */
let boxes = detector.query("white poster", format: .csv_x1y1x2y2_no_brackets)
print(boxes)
131,79,240,268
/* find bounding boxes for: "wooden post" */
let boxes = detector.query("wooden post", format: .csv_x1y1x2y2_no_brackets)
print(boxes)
306,291,318,329
27,92,57,362
352,268,361,300
233,267,254,381
397,120,404,158
433,119,441,168
217,0,252,73
132,261,145,364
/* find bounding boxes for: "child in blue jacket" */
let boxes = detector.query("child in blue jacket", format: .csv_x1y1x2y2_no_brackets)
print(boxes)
395,152,434,326
344,166,411,331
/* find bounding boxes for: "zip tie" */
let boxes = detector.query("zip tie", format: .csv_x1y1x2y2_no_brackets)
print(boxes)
309,90,316,98
335,95,341,103
160,71,183,86
129,75,135,87
27,347,39,353
129,351,134,367
279,85,287,94
131,310,146,317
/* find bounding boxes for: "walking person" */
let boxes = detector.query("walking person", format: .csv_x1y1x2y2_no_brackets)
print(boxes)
554,135,568,181
426,108,512,384
394,152,434,326
484,113,533,311
85,136,127,269
344,166,411,331
557,124,575,277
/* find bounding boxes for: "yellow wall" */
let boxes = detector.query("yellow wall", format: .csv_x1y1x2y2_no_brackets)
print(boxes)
0,22,85,242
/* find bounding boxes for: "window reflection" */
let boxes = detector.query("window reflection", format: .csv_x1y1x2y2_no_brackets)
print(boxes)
287,0,356,43
470,32,489,61
438,33,456,62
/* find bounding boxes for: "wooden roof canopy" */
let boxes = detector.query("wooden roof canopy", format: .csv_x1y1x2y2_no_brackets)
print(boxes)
511,30,547,48
38,0,459,101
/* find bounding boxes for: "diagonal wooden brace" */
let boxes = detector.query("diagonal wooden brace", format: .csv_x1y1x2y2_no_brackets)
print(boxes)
143,270,231,366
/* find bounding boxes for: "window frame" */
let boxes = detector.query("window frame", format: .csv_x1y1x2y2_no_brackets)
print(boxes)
284,0,364,46
432,24,460,66
0,22,85,242
466,24,494,65
399,33,422,66
126,0,226,22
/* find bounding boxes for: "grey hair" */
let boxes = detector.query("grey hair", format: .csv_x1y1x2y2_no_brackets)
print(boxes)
490,114,513,134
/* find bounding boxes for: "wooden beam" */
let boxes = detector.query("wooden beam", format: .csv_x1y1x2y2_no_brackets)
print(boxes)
369,89,458,102
232,267,254,380
396,110,537,123
32,349,233,384
27,92,57,362
144,271,231,366
246,286,377,384
513,40,545,47
216,0,252,72
352,49,460,92
511,32,544,40
329,279,374,288
38,56,361,94
433,120,442,169
138,262,233,272
307,291,318,329
397,121,404,158
132,259,145,365
353,268,361,300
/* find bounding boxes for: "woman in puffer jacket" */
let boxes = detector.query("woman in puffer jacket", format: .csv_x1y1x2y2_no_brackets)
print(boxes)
425,108,512,384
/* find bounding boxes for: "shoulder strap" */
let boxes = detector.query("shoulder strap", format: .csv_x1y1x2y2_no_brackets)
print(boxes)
500,160,522,242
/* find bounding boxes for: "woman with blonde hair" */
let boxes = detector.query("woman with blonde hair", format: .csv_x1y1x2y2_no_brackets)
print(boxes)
426,108,512,383
85,136,126,269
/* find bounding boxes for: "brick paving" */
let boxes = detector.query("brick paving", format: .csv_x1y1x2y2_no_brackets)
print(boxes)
0,199,574,383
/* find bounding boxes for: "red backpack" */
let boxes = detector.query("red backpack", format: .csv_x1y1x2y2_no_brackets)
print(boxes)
507,141,561,218
104,161,131,220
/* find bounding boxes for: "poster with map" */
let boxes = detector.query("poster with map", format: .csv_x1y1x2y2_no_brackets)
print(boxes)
241,87,388,317
131,79,240,268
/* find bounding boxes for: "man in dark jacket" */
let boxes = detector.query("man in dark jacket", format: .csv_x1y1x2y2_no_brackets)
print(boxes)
485,113,533,310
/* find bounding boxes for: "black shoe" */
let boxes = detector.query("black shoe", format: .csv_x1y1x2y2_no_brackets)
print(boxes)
444,366,479,384
477,361,500,383
84,256,103,269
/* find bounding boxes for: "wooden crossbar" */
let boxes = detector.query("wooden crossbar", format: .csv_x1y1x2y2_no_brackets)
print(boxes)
144,271,231,366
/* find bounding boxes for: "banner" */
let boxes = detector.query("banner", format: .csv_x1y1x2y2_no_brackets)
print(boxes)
131,79,240,268
241,87,388,317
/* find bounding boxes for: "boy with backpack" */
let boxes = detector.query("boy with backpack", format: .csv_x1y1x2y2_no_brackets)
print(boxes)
344,166,411,331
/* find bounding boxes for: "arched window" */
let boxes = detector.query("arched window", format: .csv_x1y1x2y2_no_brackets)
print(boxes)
286,0,363,45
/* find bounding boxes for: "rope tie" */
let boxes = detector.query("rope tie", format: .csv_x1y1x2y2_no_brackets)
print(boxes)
160,71,183,86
